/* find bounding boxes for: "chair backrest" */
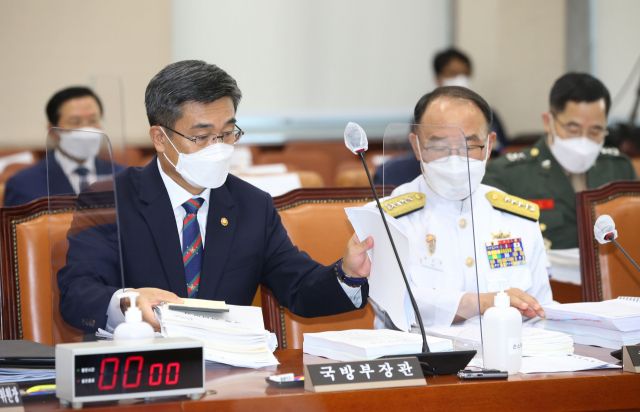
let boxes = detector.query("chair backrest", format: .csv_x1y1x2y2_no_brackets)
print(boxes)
262,186,392,349
576,181,640,301
0,197,84,344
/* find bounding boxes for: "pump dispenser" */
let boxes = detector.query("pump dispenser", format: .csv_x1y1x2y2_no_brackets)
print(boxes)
483,278,522,374
113,291,155,341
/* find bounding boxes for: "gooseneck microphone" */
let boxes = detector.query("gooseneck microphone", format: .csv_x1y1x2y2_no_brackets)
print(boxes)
344,123,476,375
594,214,640,273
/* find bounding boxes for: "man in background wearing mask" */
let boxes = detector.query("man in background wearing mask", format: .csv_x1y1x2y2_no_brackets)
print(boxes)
4,86,123,207
369,86,551,330
373,48,507,187
57,60,373,333
483,73,637,250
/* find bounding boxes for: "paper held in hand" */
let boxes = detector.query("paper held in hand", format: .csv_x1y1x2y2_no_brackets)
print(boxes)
344,207,415,332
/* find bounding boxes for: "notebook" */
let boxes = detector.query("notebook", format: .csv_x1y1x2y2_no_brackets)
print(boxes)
168,298,229,313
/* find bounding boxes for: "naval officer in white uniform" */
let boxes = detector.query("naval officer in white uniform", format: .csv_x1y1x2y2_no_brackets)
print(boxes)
369,86,553,330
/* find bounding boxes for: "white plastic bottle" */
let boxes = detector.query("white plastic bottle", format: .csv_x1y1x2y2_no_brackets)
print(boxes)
113,291,155,341
483,279,522,374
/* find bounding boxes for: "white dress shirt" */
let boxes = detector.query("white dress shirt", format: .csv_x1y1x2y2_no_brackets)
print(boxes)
106,159,361,331
54,149,97,194
370,176,552,331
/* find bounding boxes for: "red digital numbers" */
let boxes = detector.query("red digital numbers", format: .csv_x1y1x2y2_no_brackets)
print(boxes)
97,357,180,390
122,356,144,388
98,358,119,390
165,363,180,385
148,363,163,386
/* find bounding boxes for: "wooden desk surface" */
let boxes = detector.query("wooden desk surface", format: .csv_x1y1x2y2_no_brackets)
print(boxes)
26,345,639,412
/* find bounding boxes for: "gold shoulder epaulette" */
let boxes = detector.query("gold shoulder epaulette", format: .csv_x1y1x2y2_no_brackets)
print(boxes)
380,192,425,218
485,190,540,222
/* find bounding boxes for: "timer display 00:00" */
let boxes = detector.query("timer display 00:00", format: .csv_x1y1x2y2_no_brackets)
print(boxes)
74,348,203,396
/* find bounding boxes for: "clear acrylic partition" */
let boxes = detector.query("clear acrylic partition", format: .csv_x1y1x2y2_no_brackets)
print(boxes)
46,128,124,345
382,123,484,357
88,75,128,164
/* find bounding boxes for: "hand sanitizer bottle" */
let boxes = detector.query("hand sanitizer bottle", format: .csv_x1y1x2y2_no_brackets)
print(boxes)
113,291,155,341
483,279,522,374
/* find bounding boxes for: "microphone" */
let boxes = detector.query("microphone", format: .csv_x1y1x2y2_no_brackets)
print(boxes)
594,215,640,273
344,122,476,375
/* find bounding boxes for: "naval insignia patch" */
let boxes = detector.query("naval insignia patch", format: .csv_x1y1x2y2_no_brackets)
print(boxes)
380,192,426,218
486,238,526,269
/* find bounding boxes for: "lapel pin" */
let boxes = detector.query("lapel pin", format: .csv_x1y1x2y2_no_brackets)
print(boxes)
221,217,228,226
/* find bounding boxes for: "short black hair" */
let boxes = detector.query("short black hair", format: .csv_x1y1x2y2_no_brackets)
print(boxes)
549,73,611,115
414,86,493,132
46,87,103,126
145,60,242,128
433,48,472,75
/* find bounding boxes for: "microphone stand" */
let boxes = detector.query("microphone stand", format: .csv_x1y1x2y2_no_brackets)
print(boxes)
358,151,476,375
607,235,640,272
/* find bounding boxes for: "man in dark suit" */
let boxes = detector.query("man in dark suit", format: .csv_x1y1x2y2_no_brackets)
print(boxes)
4,87,123,207
58,61,373,333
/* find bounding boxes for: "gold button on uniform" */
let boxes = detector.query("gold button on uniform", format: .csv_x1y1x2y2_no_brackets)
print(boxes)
465,257,474,267
530,148,539,157
459,219,467,228
539,223,547,232
221,217,228,226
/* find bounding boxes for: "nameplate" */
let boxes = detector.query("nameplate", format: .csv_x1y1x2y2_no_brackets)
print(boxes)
623,345,640,373
0,383,23,411
304,357,425,393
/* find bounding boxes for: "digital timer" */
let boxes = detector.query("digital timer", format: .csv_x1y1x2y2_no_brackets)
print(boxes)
56,337,204,409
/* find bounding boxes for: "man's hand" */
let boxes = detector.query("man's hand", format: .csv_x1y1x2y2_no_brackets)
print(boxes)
341,232,374,278
480,288,546,319
125,288,183,330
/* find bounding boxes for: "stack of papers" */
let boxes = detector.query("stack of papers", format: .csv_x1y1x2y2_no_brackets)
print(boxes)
547,248,581,285
303,329,452,362
155,302,278,369
468,354,620,374
424,325,574,356
540,298,640,349
0,368,55,384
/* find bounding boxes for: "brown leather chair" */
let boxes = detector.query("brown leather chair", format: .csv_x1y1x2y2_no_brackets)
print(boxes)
576,181,640,301
261,186,393,349
0,194,118,345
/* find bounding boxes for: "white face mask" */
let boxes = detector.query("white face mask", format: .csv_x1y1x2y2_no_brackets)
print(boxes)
419,138,489,201
161,127,234,189
548,117,604,174
58,127,102,160
441,74,472,90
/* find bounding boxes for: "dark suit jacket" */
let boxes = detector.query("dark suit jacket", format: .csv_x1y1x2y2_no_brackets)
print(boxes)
4,152,123,207
58,158,368,332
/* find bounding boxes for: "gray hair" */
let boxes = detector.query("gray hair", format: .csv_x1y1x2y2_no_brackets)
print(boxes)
145,60,242,128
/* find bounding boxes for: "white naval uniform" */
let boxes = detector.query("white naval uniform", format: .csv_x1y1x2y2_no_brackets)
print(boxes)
368,175,553,331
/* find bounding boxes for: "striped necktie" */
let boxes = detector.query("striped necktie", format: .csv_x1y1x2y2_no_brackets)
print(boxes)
182,198,204,298
75,166,89,192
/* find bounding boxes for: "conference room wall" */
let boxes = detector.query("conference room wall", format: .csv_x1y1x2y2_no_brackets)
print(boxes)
172,0,452,119
0,0,172,148
592,0,640,124
454,0,566,138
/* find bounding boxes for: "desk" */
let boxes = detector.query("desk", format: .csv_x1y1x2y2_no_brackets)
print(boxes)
25,345,639,412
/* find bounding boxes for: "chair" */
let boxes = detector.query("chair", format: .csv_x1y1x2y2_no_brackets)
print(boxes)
261,186,393,349
0,196,84,344
576,181,640,301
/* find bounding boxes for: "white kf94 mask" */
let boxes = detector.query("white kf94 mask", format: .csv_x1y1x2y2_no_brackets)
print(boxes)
58,127,102,160
548,117,603,174
420,137,489,201
160,127,234,189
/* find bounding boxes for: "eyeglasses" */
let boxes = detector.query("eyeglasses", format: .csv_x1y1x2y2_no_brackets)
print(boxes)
160,124,244,148
421,141,487,163
551,116,608,142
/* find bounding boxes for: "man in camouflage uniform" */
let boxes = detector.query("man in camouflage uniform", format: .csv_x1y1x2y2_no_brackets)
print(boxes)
483,73,637,250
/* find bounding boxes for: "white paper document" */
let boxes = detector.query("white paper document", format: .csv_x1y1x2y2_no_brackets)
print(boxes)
518,354,621,374
0,368,55,384
345,207,415,332
543,299,640,332
155,303,279,369
303,329,452,362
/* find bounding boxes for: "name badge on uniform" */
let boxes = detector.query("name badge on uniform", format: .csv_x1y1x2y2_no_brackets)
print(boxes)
486,238,526,269
421,256,444,272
